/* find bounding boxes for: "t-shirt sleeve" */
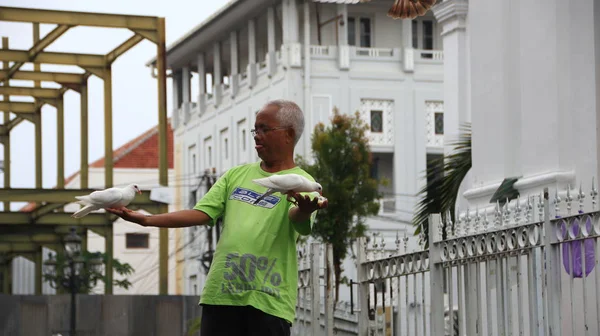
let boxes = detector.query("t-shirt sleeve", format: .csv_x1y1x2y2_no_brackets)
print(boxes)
289,191,319,235
193,171,230,226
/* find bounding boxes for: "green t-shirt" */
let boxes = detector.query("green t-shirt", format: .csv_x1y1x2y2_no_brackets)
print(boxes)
193,161,317,323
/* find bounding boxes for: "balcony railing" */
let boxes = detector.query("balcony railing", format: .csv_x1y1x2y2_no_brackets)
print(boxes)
414,49,444,62
378,198,396,215
355,47,394,58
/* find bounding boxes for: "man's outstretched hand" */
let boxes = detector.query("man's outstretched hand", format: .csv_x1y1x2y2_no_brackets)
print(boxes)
106,207,148,225
288,192,328,214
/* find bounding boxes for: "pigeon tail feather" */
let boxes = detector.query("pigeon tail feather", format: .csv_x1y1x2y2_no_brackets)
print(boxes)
71,205,97,218
253,189,276,205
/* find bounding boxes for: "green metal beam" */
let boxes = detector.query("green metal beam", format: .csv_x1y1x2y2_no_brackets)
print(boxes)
0,211,113,226
0,101,36,113
5,24,71,80
0,233,63,244
0,188,162,205
0,86,62,98
0,6,160,30
0,70,85,84
0,242,40,253
0,49,105,67
106,34,144,64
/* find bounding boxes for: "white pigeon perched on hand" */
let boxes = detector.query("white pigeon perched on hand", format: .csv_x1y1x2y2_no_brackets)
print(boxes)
252,174,323,205
71,184,142,218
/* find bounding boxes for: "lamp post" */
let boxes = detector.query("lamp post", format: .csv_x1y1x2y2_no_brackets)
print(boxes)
44,227,103,336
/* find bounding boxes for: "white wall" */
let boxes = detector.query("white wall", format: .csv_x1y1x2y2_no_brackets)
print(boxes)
463,0,600,210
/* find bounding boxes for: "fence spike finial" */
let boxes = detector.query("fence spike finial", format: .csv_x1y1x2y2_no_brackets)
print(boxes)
395,231,401,254
482,208,489,231
525,195,532,223
495,200,502,228
474,206,481,233
438,215,444,240
465,207,471,235
591,177,598,210
554,188,562,217
538,191,544,220
566,184,573,215
503,198,511,225
446,210,454,239
457,207,463,236
578,182,585,214
403,231,408,252
514,195,521,225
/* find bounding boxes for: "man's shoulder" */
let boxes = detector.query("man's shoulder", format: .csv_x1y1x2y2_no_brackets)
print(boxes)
226,162,258,175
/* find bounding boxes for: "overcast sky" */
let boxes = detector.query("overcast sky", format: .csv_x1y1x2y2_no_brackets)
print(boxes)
0,0,230,208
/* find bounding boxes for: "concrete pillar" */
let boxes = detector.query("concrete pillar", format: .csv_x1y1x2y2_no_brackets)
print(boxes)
432,0,470,156
182,67,191,123
248,19,258,87
463,0,600,207
267,6,276,52
171,70,181,128
197,53,206,113
267,6,277,75
230,31,239,96
213,42,222,105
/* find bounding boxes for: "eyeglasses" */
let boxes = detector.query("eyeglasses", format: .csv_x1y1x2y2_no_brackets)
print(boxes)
250,127,290,137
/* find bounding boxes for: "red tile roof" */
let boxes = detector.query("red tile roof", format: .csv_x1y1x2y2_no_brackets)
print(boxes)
20,121,173,212
90,122,174,169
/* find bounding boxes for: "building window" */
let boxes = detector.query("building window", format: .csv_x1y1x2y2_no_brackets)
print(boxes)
422,21,433,50
126,233,149,249
426,101,444,147
190,275,198,295
208,146,212,167
370,110,383,133
242,129,246,151
189,144,197,175
412,19,436,53
347,17,372,47
412,21,418,48
224,138,229,159
370,156,379,179
434,112,444,135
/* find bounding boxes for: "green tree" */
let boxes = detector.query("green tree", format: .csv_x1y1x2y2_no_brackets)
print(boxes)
413,123,472,245
43,251,134,294
297,108,383,301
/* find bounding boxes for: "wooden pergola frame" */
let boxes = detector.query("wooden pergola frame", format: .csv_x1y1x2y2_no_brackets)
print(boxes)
0,6,170,295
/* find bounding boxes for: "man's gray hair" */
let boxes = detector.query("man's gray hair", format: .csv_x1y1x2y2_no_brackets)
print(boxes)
265,99,305,145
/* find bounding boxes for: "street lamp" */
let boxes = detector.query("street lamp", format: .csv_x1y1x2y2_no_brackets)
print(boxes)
44,227,103,336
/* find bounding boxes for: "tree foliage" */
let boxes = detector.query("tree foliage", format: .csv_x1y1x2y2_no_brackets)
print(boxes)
43,251,134,294
297,108,383,301
413,123,472,245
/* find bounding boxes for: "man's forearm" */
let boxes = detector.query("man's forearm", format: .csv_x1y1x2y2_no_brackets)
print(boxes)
289,207,313,235
142,209,211,228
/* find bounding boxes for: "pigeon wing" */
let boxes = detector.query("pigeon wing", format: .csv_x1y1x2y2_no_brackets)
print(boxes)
253,177,286,192
87,188,124,206
263,175,306,191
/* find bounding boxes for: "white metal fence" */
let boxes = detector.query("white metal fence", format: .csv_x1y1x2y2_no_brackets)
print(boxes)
353,183,600,335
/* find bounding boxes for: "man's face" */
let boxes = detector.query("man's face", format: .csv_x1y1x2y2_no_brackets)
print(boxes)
253,104,293,161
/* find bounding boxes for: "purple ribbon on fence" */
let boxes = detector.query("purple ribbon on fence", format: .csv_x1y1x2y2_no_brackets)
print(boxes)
559,215,595,278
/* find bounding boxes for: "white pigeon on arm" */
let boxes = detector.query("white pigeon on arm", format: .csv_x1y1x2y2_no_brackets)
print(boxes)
252,174,323,205
71,184,142,218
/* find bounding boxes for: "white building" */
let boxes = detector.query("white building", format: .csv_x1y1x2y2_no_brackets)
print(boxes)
432,0,600,218
150,0,448,302
12,123,181,295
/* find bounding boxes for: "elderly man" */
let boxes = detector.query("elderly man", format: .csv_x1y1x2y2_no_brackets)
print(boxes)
107,99,327,336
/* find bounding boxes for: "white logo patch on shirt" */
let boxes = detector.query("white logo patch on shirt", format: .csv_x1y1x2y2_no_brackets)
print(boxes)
229,187,281,208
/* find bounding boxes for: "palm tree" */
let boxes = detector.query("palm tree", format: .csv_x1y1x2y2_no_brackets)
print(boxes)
413,123,472,245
